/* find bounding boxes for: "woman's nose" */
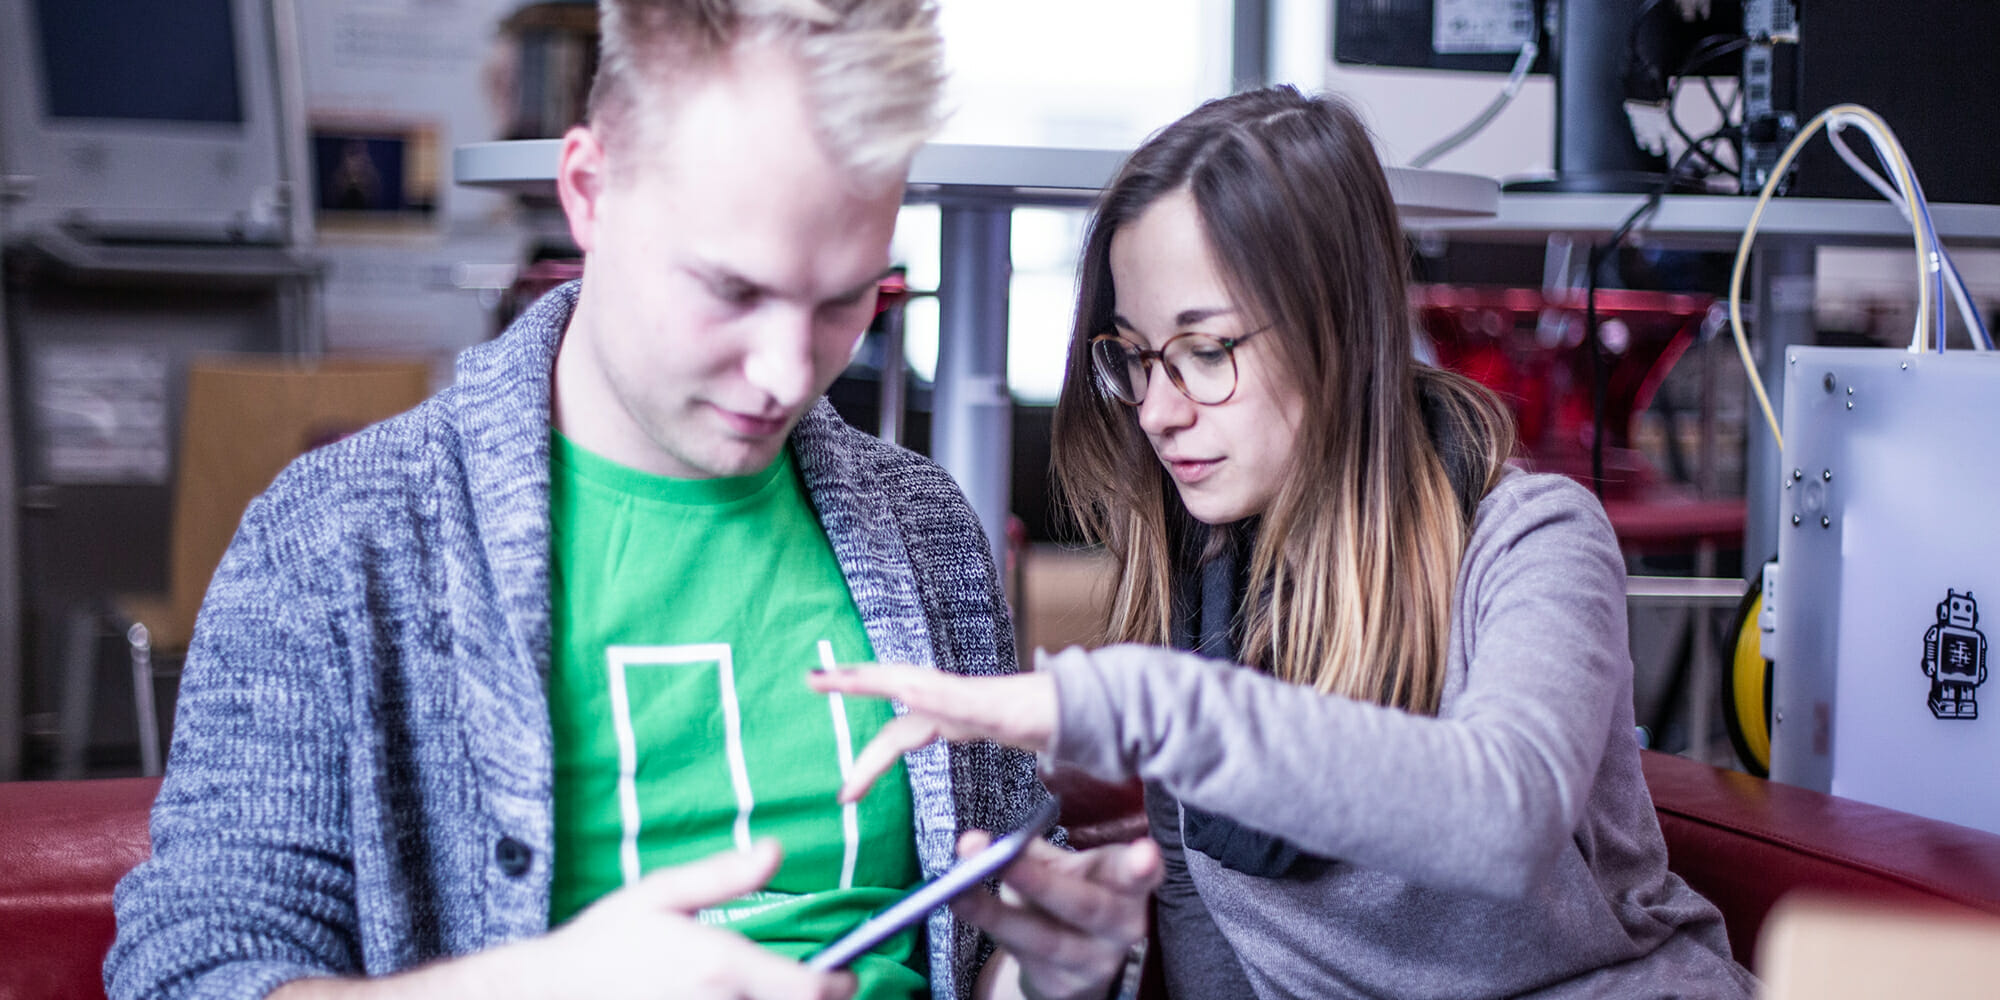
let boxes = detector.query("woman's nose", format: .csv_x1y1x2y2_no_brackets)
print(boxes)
1135,365,1194,436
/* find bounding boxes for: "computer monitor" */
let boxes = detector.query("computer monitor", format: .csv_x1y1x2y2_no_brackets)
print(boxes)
1332,0,1746,191
1787,0,2000,206
1334,0,1550,75
0,0,304,245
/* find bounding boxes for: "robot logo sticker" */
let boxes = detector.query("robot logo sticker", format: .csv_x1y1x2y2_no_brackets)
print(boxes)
1922,589,1989,720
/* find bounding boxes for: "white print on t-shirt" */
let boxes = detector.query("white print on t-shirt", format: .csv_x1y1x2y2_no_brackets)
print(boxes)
605,640,863,892
605,643,751,886
820,639,861,890
695,889,799,926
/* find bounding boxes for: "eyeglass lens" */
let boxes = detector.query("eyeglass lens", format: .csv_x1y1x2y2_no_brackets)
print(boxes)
1092,334,1238,405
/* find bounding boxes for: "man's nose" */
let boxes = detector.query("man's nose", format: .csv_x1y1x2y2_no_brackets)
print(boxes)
742,310,818,407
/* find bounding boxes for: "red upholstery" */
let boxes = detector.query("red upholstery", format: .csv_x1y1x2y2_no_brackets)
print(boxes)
1045,767,1149,850
0,777,159,1000
1641,749,2000,969
10,757,2000,995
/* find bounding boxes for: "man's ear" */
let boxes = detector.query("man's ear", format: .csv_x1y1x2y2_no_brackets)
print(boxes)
556,124,607,254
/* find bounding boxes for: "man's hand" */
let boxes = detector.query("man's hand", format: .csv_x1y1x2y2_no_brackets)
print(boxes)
272,841,855,1000
965,834,1161,1000
539,840,856,999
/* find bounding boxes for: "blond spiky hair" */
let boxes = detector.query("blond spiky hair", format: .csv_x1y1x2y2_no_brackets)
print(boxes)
589,0,944,186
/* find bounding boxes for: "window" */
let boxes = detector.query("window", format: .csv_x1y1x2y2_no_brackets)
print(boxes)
892,0,1233,404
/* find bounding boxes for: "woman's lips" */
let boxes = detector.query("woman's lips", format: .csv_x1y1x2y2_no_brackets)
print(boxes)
1164,457,1221,484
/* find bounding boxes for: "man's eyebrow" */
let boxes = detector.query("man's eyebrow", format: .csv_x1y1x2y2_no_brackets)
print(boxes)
687,262,896,304
687,262,766,295
829,265,899,304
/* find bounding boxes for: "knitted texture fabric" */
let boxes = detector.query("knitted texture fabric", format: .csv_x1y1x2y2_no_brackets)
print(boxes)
107,283,1047,1000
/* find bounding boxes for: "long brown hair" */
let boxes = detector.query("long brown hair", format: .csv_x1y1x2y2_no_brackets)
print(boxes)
1051,87,1514,715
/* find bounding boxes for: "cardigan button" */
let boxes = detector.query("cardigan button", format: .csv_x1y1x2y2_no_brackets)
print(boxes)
495,836,533,877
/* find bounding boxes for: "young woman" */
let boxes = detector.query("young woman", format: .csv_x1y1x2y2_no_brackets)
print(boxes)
813,86,1755,999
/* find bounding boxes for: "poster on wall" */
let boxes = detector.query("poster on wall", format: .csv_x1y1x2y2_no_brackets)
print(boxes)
296,0,531,360
31,344,172,485
311,120,441,224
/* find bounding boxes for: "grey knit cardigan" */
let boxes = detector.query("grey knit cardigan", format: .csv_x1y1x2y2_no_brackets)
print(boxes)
106,283,1048,1000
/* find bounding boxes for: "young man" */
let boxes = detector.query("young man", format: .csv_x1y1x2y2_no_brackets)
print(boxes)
105,3,1157,999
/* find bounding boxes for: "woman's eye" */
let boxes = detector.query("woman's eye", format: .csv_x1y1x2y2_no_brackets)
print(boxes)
1188,347,1229,366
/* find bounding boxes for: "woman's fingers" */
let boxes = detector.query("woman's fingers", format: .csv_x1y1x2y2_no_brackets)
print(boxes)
812,667,1061,803
807,663,922,701
810,667,1058,751
952,891,1117,991
839,714,941,803
811,664,983,723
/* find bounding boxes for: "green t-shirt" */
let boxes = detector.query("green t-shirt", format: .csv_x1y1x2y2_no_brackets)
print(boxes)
548,433,925,997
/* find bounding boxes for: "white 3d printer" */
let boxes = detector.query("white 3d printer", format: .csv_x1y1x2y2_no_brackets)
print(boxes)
1729,106,2000,836
1766,346,2000,835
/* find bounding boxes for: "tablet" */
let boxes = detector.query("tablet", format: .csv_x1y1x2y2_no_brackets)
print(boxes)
806,796,1061,972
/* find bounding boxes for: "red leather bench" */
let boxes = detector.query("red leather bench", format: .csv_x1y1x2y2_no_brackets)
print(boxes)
9,753,2000,997
1056,750,2000,981
0,777,159,1000
1640,749,2000,968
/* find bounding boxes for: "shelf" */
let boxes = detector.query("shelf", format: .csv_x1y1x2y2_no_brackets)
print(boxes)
452,139,1503,218
1407,191,2000,249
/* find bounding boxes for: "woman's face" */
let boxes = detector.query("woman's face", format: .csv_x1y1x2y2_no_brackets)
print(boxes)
1106,188,1305,525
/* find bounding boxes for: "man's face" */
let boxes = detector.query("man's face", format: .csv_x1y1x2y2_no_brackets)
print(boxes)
553,41,904,479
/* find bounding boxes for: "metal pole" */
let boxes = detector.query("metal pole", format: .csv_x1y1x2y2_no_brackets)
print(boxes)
932,204,1013,572
1231,0,1270,94
1744,238,1815,579
1746,238,1814,779
0,192,20,781
129,622,161,777
1537,0,1660,190
876,300,907,446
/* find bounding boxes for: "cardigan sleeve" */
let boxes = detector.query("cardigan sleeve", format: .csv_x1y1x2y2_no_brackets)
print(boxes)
106,497,361,1000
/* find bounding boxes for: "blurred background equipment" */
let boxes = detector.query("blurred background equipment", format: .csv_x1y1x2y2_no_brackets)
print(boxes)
1783,0,2000,206
1415,285,1715,504
0,0,314,247
1334,0,1774,194
1337,0,2000,205
497,1,600,142
0,0,321,780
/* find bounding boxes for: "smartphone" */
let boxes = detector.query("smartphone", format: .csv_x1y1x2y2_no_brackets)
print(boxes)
805,797,1061,972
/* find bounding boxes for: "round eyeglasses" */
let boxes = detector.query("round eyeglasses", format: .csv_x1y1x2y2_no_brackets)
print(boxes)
1089,329,1264,406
